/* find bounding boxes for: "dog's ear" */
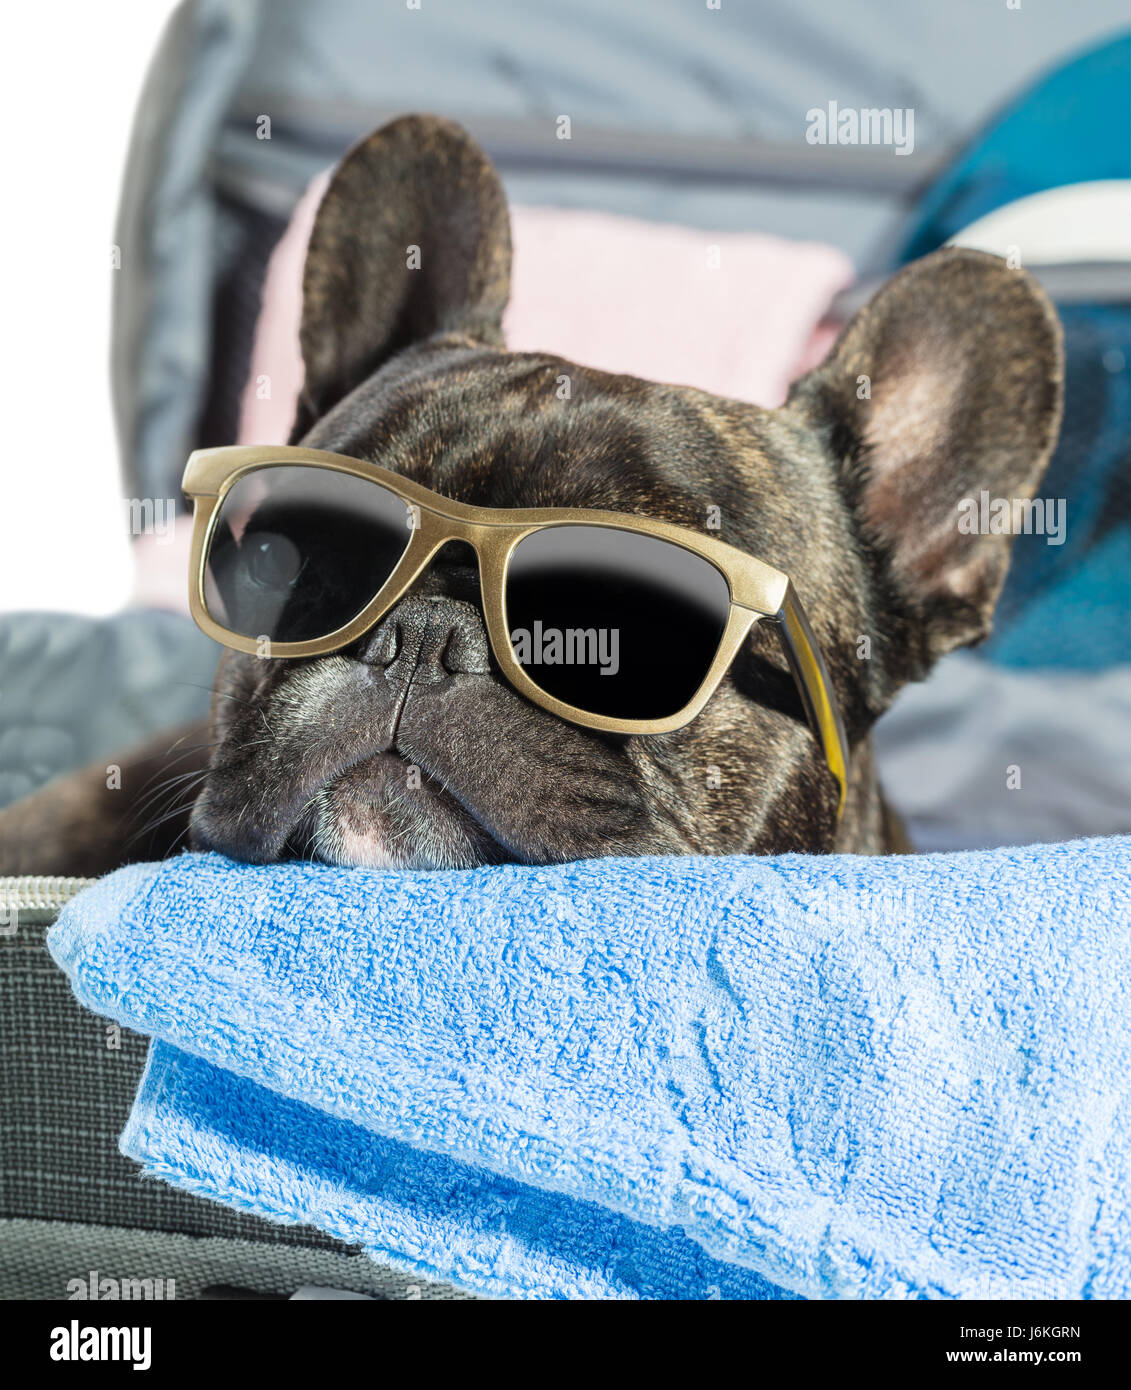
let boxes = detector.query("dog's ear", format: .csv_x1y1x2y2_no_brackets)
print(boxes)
787,247,1063,683
292,115,511,437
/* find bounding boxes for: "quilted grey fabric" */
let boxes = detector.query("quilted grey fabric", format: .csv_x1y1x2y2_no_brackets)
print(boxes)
0,611,217,811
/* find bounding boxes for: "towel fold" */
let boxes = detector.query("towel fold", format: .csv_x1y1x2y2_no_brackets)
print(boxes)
48,840,1131,1300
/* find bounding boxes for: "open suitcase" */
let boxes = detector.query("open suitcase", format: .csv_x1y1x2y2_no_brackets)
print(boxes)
2,0,1128,1300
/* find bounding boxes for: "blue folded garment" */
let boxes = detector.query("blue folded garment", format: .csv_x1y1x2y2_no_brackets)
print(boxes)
49,840,1131,1300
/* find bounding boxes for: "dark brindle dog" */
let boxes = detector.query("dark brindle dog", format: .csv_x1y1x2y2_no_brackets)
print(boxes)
0,116,1062,877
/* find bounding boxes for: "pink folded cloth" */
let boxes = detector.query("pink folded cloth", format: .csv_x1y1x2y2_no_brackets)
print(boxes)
237,172,852,446
136,175,853,609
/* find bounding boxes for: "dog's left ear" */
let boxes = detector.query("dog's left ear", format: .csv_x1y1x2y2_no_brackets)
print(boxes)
293,114,511,437
786,247,1063,683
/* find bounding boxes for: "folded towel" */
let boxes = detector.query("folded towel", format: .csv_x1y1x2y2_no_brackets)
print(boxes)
48,840,1131,1300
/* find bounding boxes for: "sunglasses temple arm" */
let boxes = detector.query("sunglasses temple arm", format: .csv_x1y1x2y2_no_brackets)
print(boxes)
771,582,849,818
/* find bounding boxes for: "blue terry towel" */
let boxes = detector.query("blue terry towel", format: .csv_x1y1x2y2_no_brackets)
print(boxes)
49,839,1131,1300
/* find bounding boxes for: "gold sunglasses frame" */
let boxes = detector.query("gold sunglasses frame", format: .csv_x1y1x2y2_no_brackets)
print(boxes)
182,444,849,814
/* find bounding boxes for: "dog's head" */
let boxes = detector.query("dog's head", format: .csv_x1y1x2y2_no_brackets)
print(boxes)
189,115,1062,868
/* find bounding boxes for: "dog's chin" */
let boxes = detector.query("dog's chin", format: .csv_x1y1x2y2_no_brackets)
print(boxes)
297,753,508,871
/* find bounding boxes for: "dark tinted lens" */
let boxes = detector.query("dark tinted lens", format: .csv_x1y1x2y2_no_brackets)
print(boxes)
204,465,413,642
506,525,731,721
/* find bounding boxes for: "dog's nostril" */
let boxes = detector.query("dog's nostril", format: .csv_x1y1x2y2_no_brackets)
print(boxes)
439,630,458,675
438,609,492,676
369,620,400,667
440,627,471,675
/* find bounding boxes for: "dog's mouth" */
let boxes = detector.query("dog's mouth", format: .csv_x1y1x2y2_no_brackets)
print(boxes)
285,751,510,870
189,627,670,870
191,711,517,871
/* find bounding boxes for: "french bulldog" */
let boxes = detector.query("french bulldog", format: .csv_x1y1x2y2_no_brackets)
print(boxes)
0,116,1062,877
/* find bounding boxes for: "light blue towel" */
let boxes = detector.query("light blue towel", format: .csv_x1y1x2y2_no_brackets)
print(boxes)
48,839,1131,1300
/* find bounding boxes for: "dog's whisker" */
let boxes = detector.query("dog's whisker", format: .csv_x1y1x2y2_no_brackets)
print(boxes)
123,772,209,834
127,742,219,804
125,780,210,851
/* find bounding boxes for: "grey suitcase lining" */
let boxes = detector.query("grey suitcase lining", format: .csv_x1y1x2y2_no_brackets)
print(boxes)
0,885,472,1300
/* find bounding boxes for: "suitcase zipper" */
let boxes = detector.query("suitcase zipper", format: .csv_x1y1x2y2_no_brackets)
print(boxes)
0,875,96,921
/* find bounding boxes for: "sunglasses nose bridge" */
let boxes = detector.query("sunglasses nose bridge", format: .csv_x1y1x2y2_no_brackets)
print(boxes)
411,509,522,588
413,506,487,549
400,510,515,627
415,512,530,678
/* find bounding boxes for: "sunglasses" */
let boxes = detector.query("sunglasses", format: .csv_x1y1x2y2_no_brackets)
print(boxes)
182,445,849,815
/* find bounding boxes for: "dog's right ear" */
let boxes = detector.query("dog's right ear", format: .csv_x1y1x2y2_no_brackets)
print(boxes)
292,115,512,438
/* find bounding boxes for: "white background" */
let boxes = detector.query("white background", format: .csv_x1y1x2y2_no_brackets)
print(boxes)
0,1,181,614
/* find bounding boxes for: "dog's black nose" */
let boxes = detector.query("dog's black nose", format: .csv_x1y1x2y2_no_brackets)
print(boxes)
360,595,492,684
